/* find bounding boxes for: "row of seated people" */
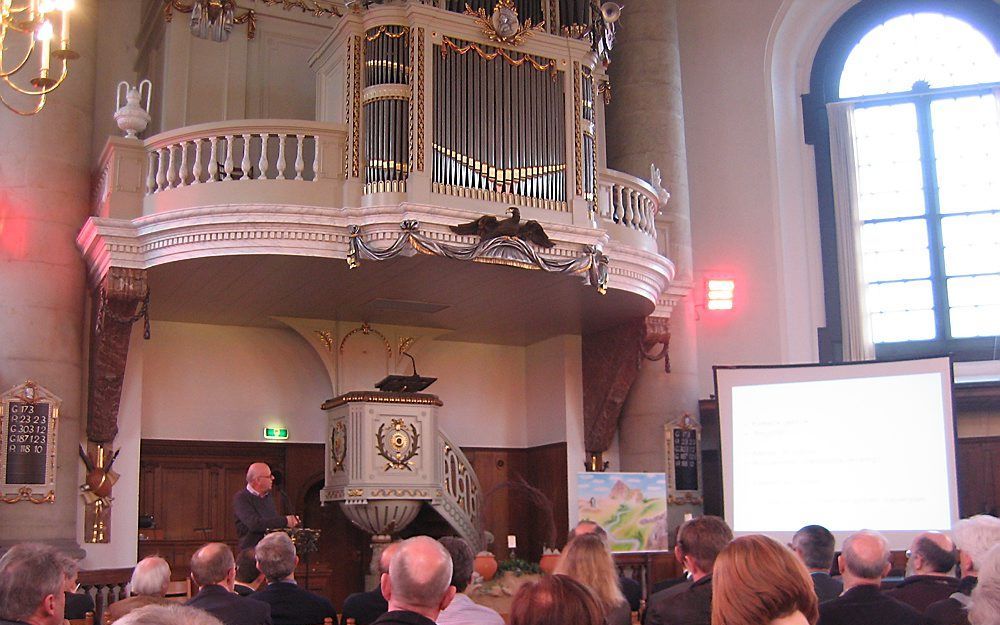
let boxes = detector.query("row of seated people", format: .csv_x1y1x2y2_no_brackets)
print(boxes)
3,513,1000,625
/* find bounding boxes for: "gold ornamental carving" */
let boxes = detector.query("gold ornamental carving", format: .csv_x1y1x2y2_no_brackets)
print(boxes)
351,35,362,178
376,418,420,471
573,62,583,196
465,0,544,47
330,421,347,472
371,488,429,497
314,330,334,352
339,322,392,357
347,488,364,497
440,37,556,75
321,391,443,410
417,27,425,171
1,487,55,504
365,24,408,42
1,381,59,504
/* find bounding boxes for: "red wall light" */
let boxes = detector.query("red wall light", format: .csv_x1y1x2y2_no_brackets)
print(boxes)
705,278,735,310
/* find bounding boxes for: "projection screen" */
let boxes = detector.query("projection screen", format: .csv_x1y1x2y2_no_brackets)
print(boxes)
714,356,958,550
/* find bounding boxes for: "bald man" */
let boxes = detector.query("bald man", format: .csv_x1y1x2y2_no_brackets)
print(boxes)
341,542,400,625
234,462,299,550
374,536,456,625
817,530,924,625
887,532,959,612
186,543,272,625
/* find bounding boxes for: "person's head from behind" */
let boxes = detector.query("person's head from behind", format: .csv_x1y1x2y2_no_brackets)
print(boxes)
0,543,71,625
791,525,836,573
567,520,608,546
953,515,1000,577
190,543,236,590
255,532,297,583
116,604,224,625
382,536,456,619
235,549,263,586
554,533,625,613
438,537,475,593
839,530,890,585
712,535,819,625
906,531,957,577
675,516,734,578
131,556,171,597
509,574,604,625
378,542,401,575
969,544,1000,625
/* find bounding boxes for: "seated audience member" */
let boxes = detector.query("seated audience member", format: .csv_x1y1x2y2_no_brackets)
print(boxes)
967,544,1000,625
0,543,72,625
712,534,819,625
569,521,642,611
645,515,733,625
374,536,456,625
186,542,272,625
252,532,336,625
887,532,959,612
62,562,96,621
436,537,504,625
791,525,843,603
555,534,631,625
341,542,399,625
106,556,175,622
509,574,604,625
116,603,225,625
235,549,264,596
926,515,1000,625
817,530,923,625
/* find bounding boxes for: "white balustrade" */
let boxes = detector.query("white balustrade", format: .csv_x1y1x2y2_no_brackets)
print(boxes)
597,168,659,240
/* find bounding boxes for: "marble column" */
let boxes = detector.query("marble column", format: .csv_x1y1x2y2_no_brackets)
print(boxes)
0,0,97,552
605,1,701,520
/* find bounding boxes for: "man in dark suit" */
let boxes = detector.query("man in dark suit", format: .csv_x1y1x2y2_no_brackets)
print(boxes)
252,532,336,625
235,463,300,550
186,542,272,625
817,530,925,625
341,542,399,625
235,549,265,597
644,516,733,625
371,537,455,625
792,525,844,603
887,532,959,612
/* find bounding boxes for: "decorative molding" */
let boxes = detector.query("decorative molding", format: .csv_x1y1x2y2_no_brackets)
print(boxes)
573,62,583,197
339,322,392,357
416,27,425,172
320,391,444,410
642,316,670,373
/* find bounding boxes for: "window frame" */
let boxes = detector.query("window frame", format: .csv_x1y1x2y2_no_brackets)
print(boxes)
804,0,1000,363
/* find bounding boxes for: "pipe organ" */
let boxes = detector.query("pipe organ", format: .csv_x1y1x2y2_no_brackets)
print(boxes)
313,0,620,223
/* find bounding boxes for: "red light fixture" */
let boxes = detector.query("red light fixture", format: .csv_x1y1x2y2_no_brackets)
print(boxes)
705,278,735,310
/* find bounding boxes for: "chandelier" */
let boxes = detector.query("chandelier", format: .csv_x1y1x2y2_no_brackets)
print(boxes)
0,0,78,116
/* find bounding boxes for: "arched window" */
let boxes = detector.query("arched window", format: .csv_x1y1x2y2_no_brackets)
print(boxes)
806,0,1000,362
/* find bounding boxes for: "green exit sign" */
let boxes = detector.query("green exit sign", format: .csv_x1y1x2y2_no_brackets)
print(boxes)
263,427,288,440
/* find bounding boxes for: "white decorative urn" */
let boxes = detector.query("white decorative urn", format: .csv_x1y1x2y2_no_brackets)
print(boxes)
114,79,152,139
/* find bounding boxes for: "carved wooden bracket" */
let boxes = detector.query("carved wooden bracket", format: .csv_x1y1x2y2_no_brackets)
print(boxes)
86,268,149,443
642,316,671,373
582,318,645,454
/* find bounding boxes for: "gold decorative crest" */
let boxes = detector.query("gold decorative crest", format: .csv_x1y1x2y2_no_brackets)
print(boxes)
376,418,420,471
331,421,347,472
465,0,544,47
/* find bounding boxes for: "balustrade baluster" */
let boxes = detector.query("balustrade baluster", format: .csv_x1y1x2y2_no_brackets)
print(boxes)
614,185,624,224
310,135,319,181
146,152,156,194
626,190,637,227
208,136,219,183
156,147,167,192
178,141,189,186
166,145,178,188
276,134,287,180
240,133,252,182
258,134,270,179
294,134,305,181
192,138,203,184
224,135,235,180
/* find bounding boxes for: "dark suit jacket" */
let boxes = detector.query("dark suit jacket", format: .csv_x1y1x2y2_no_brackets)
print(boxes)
371,611,436,625
644,574,713,625
818,585,927,625
886,575,959,612
925,576,975,625
341,587,388,625
234,487,288,550
65,591,96,619
812,571,844,603
186,583,273,625
253,581,336,625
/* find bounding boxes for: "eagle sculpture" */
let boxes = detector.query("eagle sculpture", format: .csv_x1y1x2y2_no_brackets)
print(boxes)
449,207,555,248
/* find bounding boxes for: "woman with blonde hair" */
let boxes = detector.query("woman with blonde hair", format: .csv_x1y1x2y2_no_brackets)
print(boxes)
712,534,819,625
554,533,631,625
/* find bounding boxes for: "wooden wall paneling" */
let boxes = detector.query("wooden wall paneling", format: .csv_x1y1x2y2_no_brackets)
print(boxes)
957,436,1000,517
524,443,568,551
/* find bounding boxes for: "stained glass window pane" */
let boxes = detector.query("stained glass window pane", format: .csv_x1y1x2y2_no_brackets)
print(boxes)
942,213,1000,276
931,95,1000,214
860,220,930,282
853,105,925,220
840,13,1000,98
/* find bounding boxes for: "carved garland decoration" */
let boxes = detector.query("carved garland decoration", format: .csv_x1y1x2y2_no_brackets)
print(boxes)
417,27,425,171
352,35,362,178
573,62,583,197
440,37,557,76
347,220,609,293
1,487,55,504
339,322,392,357
163,1,257,39
365,24,409,42
376,418,420,471
465,0,545,47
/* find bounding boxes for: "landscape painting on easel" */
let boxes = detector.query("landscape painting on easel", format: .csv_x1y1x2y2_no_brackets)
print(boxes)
576,472,669,552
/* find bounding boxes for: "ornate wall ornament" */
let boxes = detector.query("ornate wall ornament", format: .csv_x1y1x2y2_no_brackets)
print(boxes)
440,37,556,75
331,420,347,472
314,330,335,352
1,381,60,505
347,221,608,292
642,316,671,373
598,77,612,105
366,24,408,42
376,418,420,471
465,0,545,47
347,488,365,497
339,322,392,357
0,487,55,504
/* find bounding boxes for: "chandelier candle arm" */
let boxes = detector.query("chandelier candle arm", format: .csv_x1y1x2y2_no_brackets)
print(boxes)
0,0,77,114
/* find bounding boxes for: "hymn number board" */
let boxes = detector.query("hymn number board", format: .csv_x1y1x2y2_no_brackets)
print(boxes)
665,414,703,505
1,381,59,502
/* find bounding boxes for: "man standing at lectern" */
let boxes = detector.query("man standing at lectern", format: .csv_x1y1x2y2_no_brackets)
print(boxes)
235,462,300,550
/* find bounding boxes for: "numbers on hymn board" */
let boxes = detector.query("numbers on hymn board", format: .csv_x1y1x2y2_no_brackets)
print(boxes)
7,402,48,454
